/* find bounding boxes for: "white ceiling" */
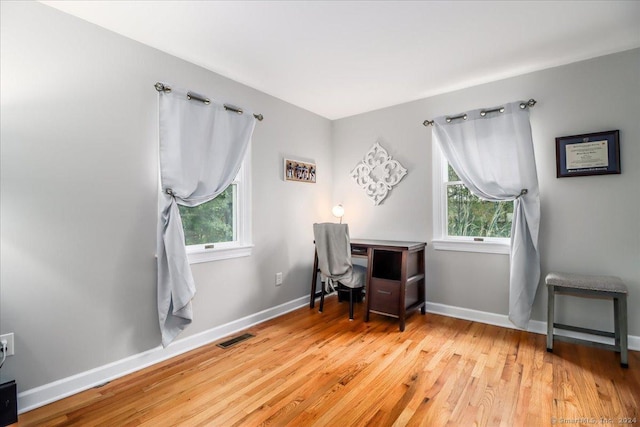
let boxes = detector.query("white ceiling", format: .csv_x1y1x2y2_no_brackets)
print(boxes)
41,1,640,120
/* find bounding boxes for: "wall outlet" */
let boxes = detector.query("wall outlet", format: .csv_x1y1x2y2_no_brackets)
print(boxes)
0,333,15,356
275,272,283,286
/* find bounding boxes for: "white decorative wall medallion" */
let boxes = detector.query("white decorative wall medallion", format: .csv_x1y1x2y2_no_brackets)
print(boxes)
350,142,407,205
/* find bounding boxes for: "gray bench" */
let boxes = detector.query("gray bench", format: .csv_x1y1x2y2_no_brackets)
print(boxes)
546,272,628,368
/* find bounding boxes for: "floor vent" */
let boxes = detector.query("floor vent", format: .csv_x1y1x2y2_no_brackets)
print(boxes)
217,333,254,349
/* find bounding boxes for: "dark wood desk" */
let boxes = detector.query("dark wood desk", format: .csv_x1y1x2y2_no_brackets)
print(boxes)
310,239,427,331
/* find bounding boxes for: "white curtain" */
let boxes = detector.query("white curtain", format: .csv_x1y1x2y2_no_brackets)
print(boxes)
432,101,540,328
157,86,256,347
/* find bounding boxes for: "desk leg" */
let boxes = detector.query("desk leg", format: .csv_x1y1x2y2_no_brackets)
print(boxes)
420,249,426,315
363,247,374,322
397,249,408,332
310,249,318,309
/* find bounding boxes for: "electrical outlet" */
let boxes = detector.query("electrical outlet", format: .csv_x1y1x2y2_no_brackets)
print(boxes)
0,333,15,356
275,272,283,286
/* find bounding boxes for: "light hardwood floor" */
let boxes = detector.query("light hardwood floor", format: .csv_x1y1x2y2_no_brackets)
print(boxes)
16,296,640,426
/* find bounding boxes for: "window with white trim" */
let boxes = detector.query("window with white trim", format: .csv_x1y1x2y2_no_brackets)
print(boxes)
432,142,512,254
179,147,252,263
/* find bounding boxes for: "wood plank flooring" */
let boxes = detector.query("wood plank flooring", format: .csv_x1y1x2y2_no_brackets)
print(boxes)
16,296,640,426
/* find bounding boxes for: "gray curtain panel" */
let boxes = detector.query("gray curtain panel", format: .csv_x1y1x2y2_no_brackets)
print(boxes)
157,86,256,347
433,101,540,328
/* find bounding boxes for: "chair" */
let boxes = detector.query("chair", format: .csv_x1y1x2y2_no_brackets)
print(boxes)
313,223,366,320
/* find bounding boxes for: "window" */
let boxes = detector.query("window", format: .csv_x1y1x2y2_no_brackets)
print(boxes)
432,143,511,254
179,149,252,263
179,185,236,246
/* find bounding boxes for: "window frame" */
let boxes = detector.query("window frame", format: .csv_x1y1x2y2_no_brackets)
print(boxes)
431,141,510,255
185,144,253,264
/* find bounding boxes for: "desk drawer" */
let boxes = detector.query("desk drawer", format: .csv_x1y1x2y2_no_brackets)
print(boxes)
369,278,400,315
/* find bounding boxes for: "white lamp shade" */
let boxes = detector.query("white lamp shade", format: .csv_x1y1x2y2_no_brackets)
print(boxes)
331,204,345,218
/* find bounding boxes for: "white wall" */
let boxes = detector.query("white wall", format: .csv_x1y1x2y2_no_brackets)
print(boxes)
1,1,333,393
332,48,640,336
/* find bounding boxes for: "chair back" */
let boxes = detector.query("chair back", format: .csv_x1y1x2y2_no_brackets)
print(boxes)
313,223,354,282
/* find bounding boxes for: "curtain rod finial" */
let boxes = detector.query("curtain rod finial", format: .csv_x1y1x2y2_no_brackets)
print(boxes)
520,99,536,109
155,82,171,93
423,119,434,127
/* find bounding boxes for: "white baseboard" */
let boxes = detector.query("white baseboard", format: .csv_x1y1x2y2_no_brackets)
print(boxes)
17,297,637,414
425,302,640,351
17,295,310,414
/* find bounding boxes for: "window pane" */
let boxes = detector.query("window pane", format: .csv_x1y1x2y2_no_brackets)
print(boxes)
179,185,236,245
447,184,513,238
447,164,460,182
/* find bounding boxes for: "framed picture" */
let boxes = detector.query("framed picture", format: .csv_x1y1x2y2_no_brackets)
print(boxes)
555,130,620,178
284,158,316,183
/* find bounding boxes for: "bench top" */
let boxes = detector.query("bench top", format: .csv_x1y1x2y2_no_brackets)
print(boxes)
545,272,627,294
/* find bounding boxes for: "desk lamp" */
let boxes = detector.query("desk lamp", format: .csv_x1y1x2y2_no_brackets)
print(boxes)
332,204,345,224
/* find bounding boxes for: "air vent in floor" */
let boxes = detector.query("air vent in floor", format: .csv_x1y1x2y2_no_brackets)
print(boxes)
216,333,254,349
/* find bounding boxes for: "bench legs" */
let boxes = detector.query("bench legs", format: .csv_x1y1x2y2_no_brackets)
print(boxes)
546,285,628,368
547,285,555,352
613,295,629,368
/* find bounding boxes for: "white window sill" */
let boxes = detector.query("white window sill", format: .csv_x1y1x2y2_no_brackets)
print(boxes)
431,239,510,255
186,244,254,264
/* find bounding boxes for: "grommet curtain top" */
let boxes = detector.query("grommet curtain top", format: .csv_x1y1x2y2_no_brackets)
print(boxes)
155,82,264,121
423,99,536,127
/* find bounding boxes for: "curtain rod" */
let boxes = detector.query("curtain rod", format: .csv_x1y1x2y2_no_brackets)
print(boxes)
154,82,264,121
422,99,536,127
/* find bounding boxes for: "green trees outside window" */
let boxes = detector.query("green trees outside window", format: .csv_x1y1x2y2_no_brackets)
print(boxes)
178,185,236,246
446,165,513,238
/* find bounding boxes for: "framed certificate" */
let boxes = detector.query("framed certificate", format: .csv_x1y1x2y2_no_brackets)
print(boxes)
555,130,620,178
